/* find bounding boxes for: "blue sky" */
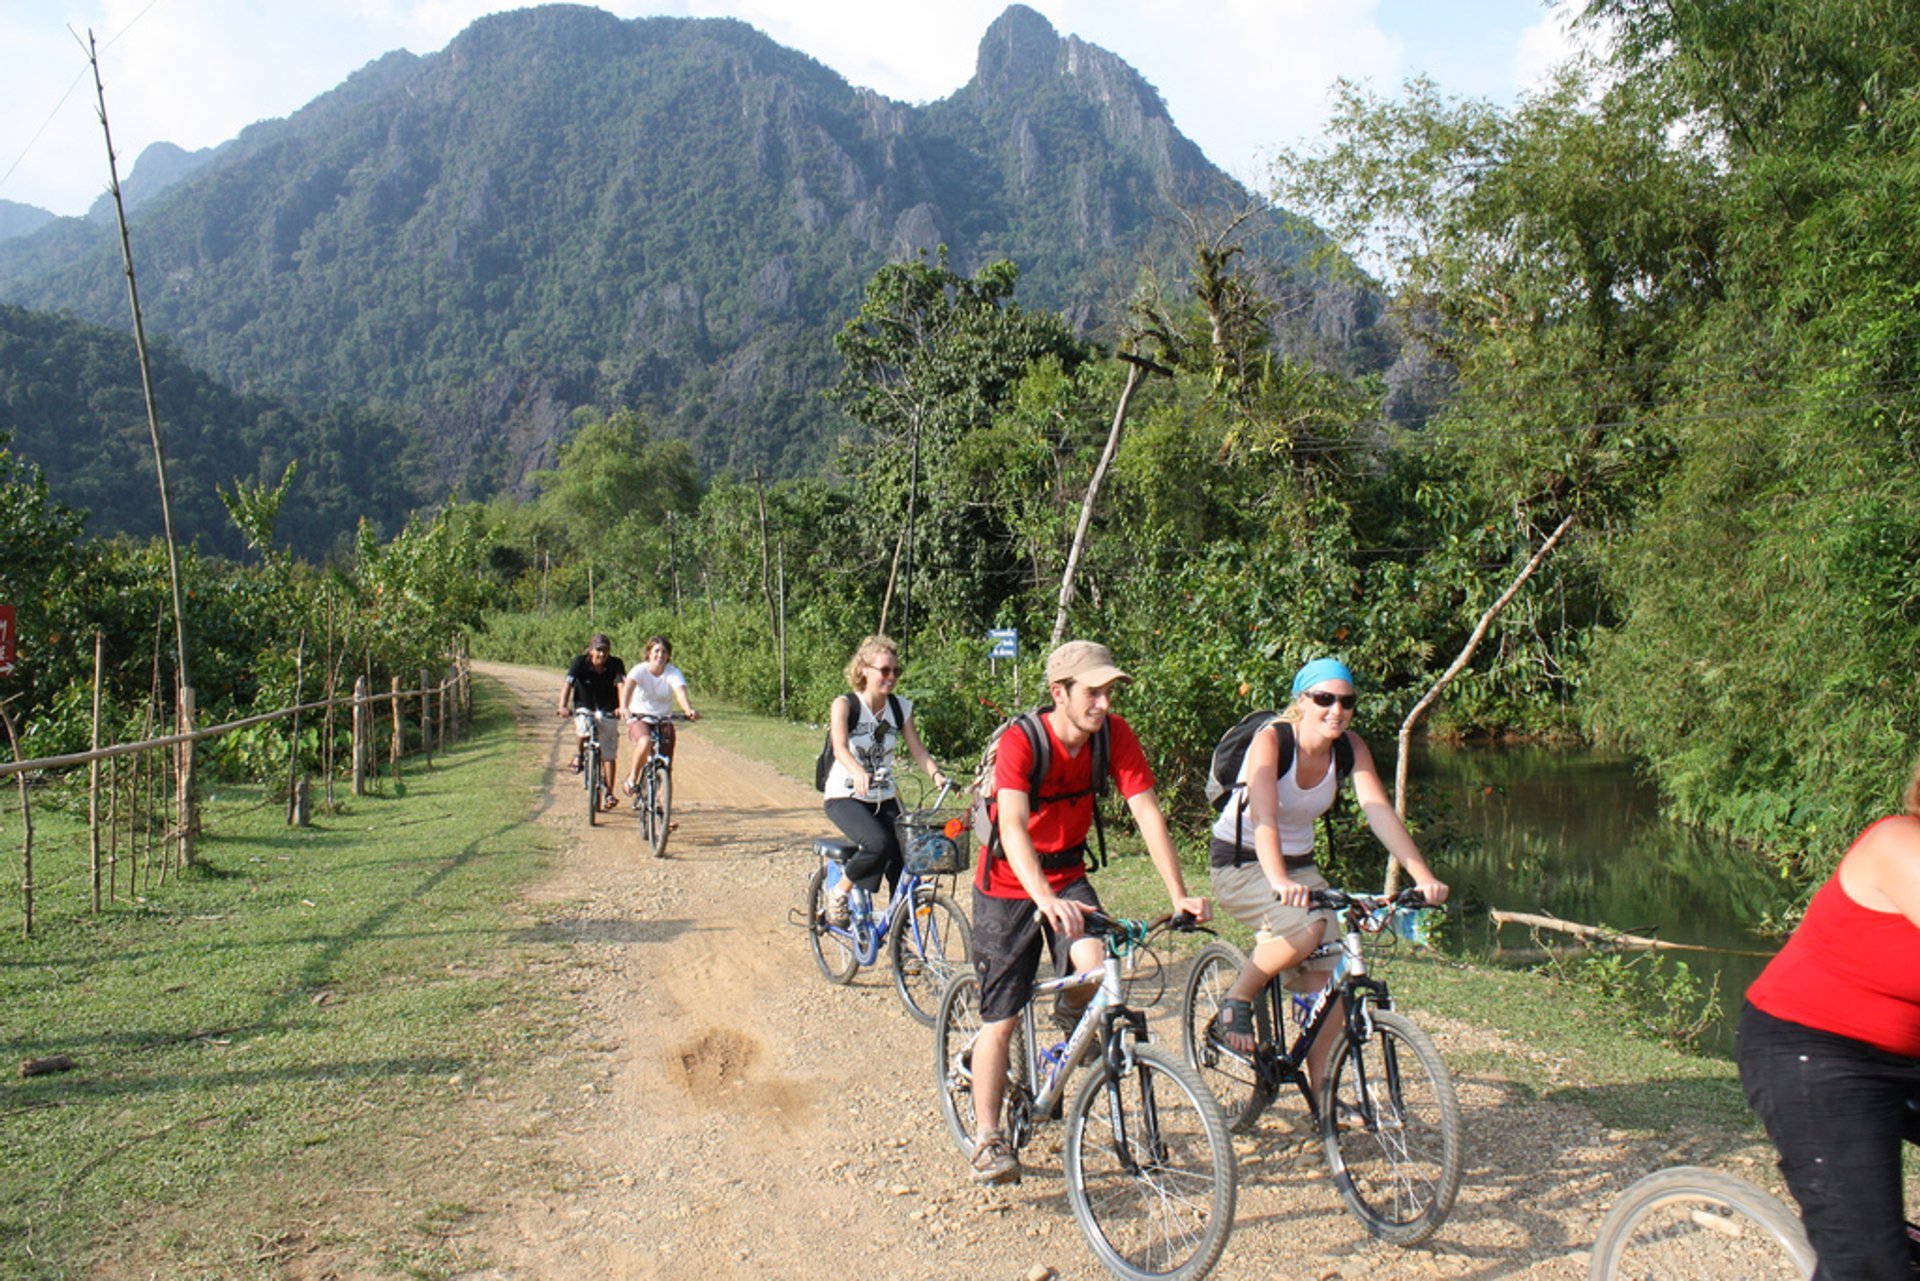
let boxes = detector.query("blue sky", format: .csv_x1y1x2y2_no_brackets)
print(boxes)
1,1,1579,218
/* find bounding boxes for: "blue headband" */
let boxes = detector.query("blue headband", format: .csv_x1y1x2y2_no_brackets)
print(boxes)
1291,657,1355,696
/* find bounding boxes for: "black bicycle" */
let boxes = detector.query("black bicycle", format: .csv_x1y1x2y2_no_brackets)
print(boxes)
1179,886,1462,1245
569,708,617,826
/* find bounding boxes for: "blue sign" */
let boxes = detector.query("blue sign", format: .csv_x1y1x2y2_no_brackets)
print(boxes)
988,627,1018,660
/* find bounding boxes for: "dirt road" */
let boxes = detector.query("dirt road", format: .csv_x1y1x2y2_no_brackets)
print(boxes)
451,662,1764,1280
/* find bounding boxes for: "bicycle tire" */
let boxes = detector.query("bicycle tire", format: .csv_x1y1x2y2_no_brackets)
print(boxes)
1319,1008,1462,1245
1063,1042,1237,1281
1178,939,1275,1134
1588,1166,1813,1280
933,972,986,1156
585,743,601,827
647,767,672,858
889,887,973,1026
805,863,859,985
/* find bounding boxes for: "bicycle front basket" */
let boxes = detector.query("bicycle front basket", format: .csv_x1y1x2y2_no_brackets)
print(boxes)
897,811,970,876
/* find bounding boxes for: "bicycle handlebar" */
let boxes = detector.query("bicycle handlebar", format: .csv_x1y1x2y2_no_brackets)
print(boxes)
1307,887,1433,916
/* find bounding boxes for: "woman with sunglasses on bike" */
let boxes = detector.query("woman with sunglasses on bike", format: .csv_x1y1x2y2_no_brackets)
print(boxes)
1739,756,1920,1279
1207,658,1448,1087
820,635,950,927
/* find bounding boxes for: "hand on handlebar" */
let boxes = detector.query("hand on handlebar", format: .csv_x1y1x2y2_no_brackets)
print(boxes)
1271,877,1312,909
1171,894,1212,924
1036,892,1090,941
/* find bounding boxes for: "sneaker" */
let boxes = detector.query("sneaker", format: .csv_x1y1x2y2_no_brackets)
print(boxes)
970,1132,1021,1185
824,887,851,928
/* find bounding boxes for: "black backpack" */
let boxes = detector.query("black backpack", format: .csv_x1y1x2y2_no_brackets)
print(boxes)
1205,713,1354,860
968,707,1111,874
814,691,905,792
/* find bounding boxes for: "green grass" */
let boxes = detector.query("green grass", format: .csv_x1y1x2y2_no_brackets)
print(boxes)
0,681,570,1279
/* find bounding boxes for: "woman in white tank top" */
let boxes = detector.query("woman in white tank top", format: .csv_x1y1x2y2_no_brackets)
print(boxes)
1206,658,1449,1091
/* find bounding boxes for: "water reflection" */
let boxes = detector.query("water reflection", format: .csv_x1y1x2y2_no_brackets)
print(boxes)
1413,742,1800,1057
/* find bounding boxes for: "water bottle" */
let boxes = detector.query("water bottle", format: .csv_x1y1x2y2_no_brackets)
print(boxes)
1393,907,1432,947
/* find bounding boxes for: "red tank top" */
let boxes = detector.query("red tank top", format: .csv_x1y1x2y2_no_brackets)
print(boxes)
1746,819,1920,1056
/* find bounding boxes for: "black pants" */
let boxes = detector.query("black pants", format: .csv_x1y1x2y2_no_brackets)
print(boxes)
824,796,903,896
1737,1001,1920,1279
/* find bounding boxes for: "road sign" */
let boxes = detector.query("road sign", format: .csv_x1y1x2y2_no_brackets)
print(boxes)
988,627,1018,660
0,604,14,677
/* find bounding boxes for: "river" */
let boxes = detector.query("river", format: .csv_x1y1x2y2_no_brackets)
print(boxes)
1412,741,1803,1058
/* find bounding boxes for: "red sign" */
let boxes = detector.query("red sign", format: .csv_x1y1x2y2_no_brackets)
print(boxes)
0,604,14,677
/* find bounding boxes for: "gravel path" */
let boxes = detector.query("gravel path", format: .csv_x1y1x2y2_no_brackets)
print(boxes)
449,663,1775,1281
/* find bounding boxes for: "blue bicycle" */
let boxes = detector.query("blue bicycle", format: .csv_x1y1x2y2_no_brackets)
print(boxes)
805,782,974,1024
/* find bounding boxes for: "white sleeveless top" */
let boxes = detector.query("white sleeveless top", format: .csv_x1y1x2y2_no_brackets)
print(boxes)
1209,726,1338,855
822,693,912,803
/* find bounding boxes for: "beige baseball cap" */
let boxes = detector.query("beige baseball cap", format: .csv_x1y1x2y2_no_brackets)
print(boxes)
1046,640,1131,686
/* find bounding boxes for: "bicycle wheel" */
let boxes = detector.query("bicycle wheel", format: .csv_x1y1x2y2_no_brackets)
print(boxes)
1319,1007,1462,1245
647,767,672,858
805,863,858,985
585,744,601,827
1178,939,1274,1134
933,971,986,1155
1588,1166,1813,1280
890,887,974,1026
1063,1042,1237,1281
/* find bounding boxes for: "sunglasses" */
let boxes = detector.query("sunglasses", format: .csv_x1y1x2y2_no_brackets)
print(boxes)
1303,690,1357,710
870,664,900,677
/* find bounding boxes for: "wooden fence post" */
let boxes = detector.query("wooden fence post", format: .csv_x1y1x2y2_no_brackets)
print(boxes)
390,675,403,784
176,681,196,867
352,675,369,796
420,668,432,768
89,632,103,912
438,669,449,748
1,702,32,938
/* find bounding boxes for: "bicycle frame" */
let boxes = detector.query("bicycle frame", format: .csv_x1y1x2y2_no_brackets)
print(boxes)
1244,905,1399,1122
1004,925,1155,1154
814,867,944,968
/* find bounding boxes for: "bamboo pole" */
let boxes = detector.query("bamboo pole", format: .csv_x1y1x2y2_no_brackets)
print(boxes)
390,675,403,783
287,630,307,825
420,668,432,768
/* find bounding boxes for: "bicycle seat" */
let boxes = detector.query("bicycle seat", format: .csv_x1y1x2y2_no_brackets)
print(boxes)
814,837,858,862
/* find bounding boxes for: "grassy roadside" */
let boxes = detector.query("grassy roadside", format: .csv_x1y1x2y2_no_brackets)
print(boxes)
699,694,1757,1144
0,680,570,1279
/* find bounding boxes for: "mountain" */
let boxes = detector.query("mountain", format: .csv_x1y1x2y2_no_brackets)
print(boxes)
0,4,1384,499
0,200,55,242
0,304,418,558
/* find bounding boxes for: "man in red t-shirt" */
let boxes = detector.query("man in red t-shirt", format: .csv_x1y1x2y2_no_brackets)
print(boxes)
962,640,1210,1185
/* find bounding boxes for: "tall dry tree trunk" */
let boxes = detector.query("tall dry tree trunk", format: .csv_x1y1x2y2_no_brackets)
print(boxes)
1386,513,1576,891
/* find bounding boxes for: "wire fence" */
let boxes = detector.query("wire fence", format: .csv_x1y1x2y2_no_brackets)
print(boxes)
0,649,473,937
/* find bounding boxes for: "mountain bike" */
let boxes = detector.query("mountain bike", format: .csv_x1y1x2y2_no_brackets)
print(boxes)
804,779,974,1024
1180,886,1462,1245
569,708,617,826
934,911,1235,1281
627,712,688,858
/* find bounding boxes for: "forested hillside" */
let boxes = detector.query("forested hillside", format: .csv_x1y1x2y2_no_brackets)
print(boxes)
0,3,1382,497
0,305,419,557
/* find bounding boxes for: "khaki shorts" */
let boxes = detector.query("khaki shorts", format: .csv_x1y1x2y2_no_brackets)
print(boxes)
1210,859,1337,991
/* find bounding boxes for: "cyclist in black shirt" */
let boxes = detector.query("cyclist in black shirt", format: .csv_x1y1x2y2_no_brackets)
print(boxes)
557,633,626,806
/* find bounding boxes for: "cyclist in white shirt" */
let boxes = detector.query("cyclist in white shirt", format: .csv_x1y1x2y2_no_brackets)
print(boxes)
620,635,698,798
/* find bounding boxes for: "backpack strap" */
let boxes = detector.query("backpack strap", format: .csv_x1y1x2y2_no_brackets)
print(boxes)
988,711,1111,873
1233,722,1353,866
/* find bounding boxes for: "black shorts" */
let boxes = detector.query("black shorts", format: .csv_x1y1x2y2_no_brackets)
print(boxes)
970,877,1102,1024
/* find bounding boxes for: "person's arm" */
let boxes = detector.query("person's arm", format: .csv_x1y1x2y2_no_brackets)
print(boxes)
617,676,636,719
671,675,698,720
1245,725,1309,907
1124,787,1210,922
829,695,869,796
557,665,574,715
900,713,949,791
1348,735,1448,903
